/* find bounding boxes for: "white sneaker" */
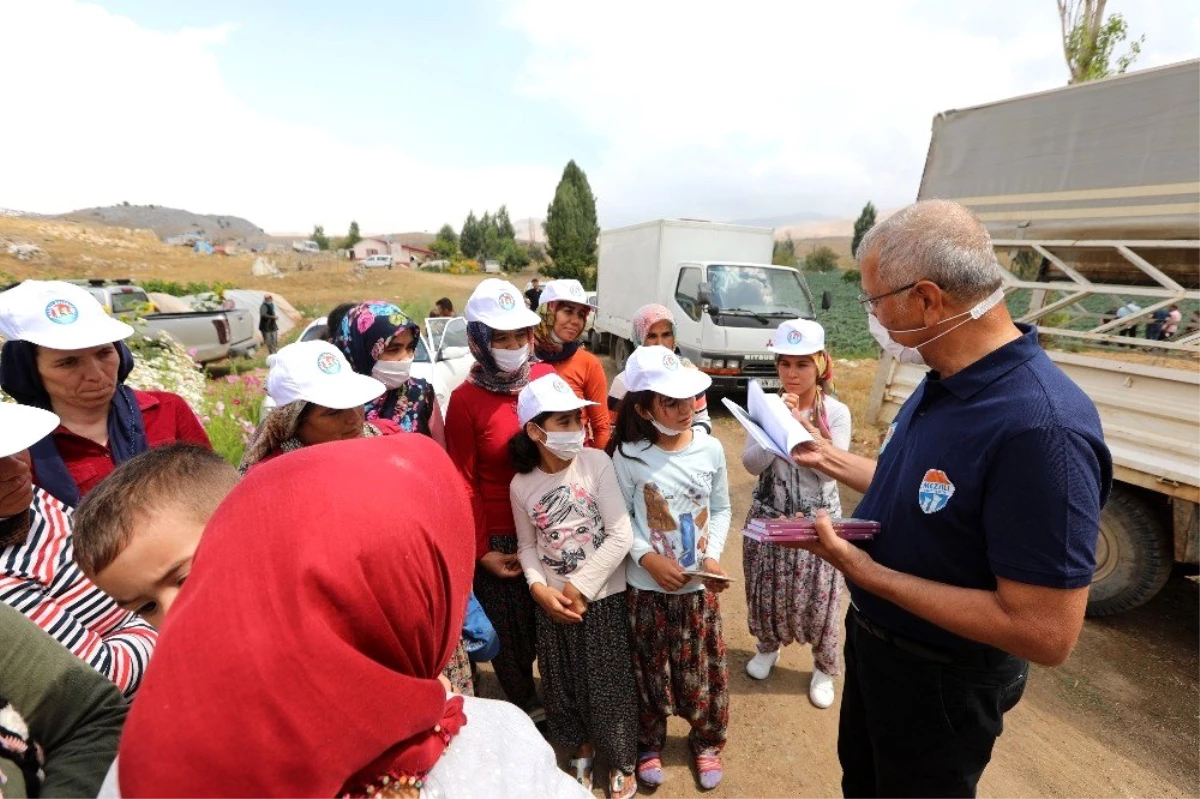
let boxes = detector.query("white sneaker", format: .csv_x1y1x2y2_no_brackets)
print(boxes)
809,668,836,709
746,649,779,680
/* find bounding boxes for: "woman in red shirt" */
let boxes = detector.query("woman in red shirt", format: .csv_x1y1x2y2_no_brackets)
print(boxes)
531,279,611,451
0,281,210,507
445,279,552,717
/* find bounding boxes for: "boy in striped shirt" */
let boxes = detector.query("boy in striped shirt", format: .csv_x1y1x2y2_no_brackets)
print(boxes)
0,404,157,698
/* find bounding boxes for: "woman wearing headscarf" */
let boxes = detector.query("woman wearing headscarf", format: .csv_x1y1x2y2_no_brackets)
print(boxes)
114,434,588,799
237,340,399,474
532,279,610,450
606,303,711,434
0,280,210,508
332,301,446,448
444,279,553,719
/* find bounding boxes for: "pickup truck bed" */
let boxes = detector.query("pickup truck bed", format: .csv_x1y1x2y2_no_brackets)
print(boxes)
140,308,256,363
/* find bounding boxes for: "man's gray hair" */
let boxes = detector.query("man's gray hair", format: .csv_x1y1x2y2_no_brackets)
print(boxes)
856,200,1004,301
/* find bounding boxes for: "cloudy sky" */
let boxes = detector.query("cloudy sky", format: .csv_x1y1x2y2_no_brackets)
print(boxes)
1,0,1196,234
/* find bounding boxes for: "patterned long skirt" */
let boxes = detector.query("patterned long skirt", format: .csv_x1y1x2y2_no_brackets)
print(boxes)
442,640,474,697
626,587,729,756
743,537,844,675
473,534,539,711
535,592,639,773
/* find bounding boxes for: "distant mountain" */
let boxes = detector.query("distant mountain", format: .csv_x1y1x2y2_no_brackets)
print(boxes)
727,211,839,228
57,205,267,243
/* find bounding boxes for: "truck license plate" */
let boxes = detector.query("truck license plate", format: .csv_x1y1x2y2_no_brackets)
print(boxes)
757,378,782,389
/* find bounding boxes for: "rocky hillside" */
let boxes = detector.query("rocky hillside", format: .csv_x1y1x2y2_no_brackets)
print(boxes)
57,205,267,245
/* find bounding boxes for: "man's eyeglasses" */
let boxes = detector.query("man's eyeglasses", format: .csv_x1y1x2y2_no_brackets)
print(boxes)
857,282,918,313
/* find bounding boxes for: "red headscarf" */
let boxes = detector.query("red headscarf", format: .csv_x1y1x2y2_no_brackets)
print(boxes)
118,434,475,798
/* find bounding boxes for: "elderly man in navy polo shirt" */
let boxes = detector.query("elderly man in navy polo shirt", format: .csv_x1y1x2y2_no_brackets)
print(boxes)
791,200,1111,798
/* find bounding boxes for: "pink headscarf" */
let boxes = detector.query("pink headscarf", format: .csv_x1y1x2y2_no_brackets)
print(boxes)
632,304,674,346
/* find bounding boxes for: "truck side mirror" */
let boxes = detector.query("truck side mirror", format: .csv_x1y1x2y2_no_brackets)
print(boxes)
821,290,832,311
697,281,713,309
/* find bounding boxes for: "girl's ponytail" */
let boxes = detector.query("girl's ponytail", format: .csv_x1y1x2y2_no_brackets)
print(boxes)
509,413,550,474
606,389,659,463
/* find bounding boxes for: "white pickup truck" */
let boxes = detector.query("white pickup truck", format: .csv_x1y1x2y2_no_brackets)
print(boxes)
870,60,1200,616
80,280,257,364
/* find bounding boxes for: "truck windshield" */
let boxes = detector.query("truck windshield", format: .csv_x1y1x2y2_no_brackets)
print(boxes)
707,265,812,317
111,290,150,314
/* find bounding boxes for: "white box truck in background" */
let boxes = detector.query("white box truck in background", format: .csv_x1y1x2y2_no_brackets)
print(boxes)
591,219,824,392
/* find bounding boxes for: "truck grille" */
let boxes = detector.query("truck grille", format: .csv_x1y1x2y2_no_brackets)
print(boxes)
741,361,776,377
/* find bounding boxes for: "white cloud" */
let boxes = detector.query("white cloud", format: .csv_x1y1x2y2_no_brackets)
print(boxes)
502,0,1199,225
0,0,558,233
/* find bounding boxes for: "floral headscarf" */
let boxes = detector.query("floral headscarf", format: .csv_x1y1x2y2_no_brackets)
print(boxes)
533,301,583,364
332,302,434,434
631,303,674,346
465,322,533,396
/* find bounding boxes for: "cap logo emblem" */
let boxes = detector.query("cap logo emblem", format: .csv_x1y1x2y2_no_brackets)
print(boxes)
662,353,680,371
316,352,341,374
45,300,79,325
787,329,803,344
570,285,584,297
498,293,516,311
552,378,571,394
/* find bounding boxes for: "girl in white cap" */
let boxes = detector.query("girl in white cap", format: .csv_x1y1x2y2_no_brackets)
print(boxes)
531,279,611,451
741,318,850,709
508,374,638,799
607,346,732,791
0,280,210,508
445,278,555,721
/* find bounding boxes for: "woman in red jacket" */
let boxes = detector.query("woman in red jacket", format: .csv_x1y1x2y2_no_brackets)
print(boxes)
445,279,552,718
0,280,210,508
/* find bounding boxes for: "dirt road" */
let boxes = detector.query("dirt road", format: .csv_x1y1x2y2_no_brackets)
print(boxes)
477,379,1199,798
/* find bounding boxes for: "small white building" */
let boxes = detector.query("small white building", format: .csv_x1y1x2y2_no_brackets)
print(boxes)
350,238,434,267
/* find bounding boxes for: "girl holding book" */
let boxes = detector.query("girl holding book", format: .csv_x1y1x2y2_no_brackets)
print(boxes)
509,373,639,799
608,346,732,792
741,319,851,709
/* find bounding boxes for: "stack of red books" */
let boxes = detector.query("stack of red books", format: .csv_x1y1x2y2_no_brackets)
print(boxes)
743,517,879,543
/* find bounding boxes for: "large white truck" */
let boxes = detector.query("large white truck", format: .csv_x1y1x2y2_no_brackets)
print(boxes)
869,59,1200,616
591,219,823,392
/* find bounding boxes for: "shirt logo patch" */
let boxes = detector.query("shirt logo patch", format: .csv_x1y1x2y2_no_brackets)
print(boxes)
45,299,79,325
918,469,955,514
879,422,896,454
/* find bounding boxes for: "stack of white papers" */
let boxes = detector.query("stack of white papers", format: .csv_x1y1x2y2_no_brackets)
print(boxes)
722,380,813,460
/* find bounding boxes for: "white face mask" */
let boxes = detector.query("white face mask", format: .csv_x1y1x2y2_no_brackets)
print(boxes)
491,344,529,373
869,287,1005,367
648,417,686,438
537,427,585,460
371,359,413,389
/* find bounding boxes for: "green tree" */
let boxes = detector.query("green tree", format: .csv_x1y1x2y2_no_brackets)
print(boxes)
460,211,482,259
527,241,546,263
1058,0,1144,84
431,223,458,260
804,245,840,273
500,239,531,272
851,201,877,257
543,160,600,285
342,220,362,250
495,205,516,241
772,236,797,268
312,224,330,251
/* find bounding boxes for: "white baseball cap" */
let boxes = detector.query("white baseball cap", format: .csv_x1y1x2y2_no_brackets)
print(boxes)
624,345,712,399
538,279,593,308
465,278,541,330
266,341,385,409
0,403,60,458
0,280,134,350
517,373,597,427
767,319,826,356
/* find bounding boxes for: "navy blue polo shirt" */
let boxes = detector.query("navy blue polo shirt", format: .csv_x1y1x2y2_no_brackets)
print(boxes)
853,325,1112,649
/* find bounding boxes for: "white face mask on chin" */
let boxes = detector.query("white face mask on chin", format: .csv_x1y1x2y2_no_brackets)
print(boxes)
491,344,529,373
649,417,687,438
869,286,1006,367
371,359,413,389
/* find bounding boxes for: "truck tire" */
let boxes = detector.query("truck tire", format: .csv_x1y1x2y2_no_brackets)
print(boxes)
1086,486,1172,617
612,337,631,372
589,329,608,355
